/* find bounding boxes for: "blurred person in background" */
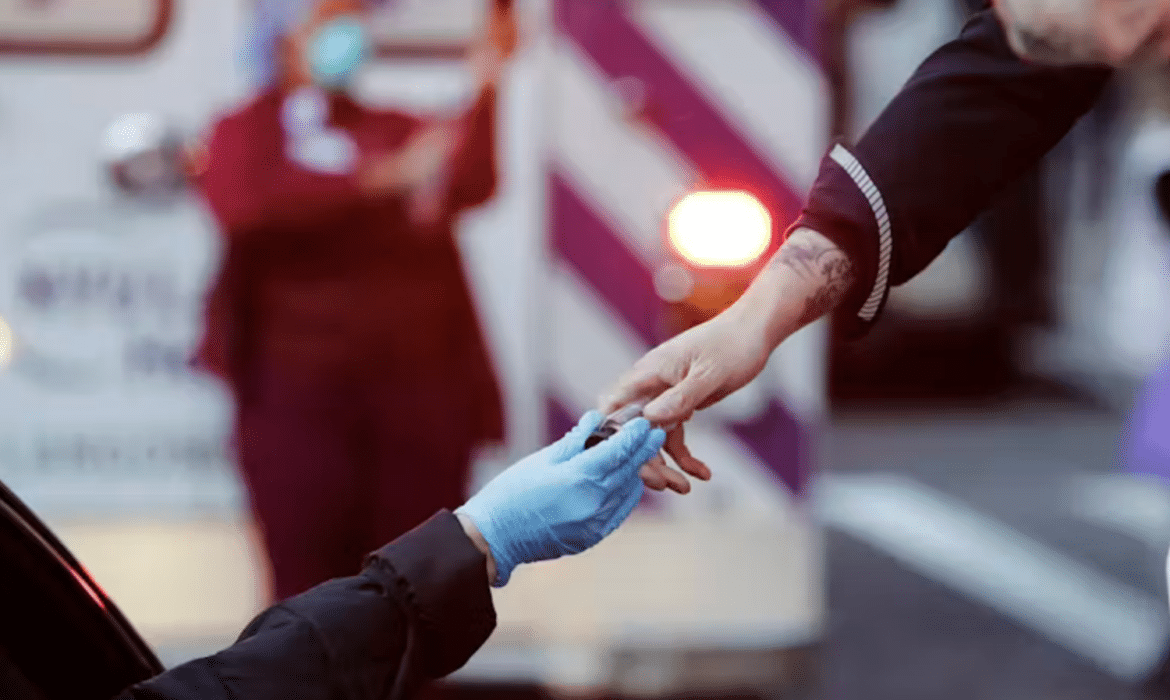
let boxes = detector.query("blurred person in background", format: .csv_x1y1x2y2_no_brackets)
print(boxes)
610,1,1165,495
194,0,516,602
112,413,665,700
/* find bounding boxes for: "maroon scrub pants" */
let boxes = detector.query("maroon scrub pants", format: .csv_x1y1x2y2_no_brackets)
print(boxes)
235,363,481,601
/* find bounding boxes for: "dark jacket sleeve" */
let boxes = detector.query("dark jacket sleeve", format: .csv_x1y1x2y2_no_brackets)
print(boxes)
791,8,1113,338
113,511,496,700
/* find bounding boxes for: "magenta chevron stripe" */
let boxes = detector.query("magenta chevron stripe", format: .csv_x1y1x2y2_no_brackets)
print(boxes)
546,394,580,445
556,0,803,227
551,173,663,348
728,399,807,496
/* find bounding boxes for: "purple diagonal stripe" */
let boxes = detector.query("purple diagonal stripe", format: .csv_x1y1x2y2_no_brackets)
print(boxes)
551,173,662,348
751,0,821,63
1125,361,1170,482
728,399,808,495
547,394,580,445
557,0,803,227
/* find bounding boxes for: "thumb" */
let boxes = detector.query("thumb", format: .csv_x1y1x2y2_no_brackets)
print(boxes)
599,366,670,415
641,368,718,425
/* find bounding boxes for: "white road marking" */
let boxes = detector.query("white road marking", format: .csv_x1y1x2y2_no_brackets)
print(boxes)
1066,473,1170,549
818,473,1170,681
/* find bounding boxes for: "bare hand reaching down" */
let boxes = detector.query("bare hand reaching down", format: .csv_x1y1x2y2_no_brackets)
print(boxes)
602,227,857,493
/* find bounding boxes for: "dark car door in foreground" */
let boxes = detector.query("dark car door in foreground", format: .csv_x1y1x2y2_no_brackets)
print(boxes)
0,480,163,700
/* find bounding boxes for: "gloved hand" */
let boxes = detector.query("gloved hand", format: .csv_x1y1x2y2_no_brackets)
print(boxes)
456,411,666,586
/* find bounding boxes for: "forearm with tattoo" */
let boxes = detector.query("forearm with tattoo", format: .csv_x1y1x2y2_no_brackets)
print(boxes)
770,228,856,328
725,227,857,351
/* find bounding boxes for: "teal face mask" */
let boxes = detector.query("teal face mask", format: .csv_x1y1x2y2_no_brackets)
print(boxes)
306,15,371,89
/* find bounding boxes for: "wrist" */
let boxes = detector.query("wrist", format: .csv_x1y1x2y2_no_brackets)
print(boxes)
726,275,790,353
455,511,498,585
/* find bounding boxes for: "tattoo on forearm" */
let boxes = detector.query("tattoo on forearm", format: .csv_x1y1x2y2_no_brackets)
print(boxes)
771,230,856,327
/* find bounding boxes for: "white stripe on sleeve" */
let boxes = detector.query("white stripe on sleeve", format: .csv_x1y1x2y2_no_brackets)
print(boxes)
828,144,892,323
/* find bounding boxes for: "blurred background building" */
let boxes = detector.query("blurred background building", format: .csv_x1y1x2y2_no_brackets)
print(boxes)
0,1,1168,699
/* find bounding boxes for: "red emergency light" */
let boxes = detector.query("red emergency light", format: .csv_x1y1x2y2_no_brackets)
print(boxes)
667,190,772,268
656,190,775,333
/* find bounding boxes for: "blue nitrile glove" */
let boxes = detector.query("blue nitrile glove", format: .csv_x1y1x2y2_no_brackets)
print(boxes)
456,411,666,586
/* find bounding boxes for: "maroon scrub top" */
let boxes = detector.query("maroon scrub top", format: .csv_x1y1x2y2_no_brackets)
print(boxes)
195,86,504,445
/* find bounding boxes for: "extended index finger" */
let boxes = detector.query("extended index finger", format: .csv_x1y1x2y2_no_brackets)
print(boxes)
599,365,670,415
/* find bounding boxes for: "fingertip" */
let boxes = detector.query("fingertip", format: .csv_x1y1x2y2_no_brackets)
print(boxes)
597,392,625,414
675,456,710,481
603,371,666,413
639,461,667,491
640,471,668,490
641,396,676,424
614,420,653,459
683,454,712,481
575,410,604,435
629,425,662,453
618,416,652,439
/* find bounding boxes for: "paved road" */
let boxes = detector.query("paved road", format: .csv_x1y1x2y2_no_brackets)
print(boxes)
820,398,1170,700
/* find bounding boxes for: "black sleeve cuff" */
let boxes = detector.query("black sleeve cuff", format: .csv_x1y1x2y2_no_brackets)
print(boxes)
790,145,890,340
365,510,497,680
